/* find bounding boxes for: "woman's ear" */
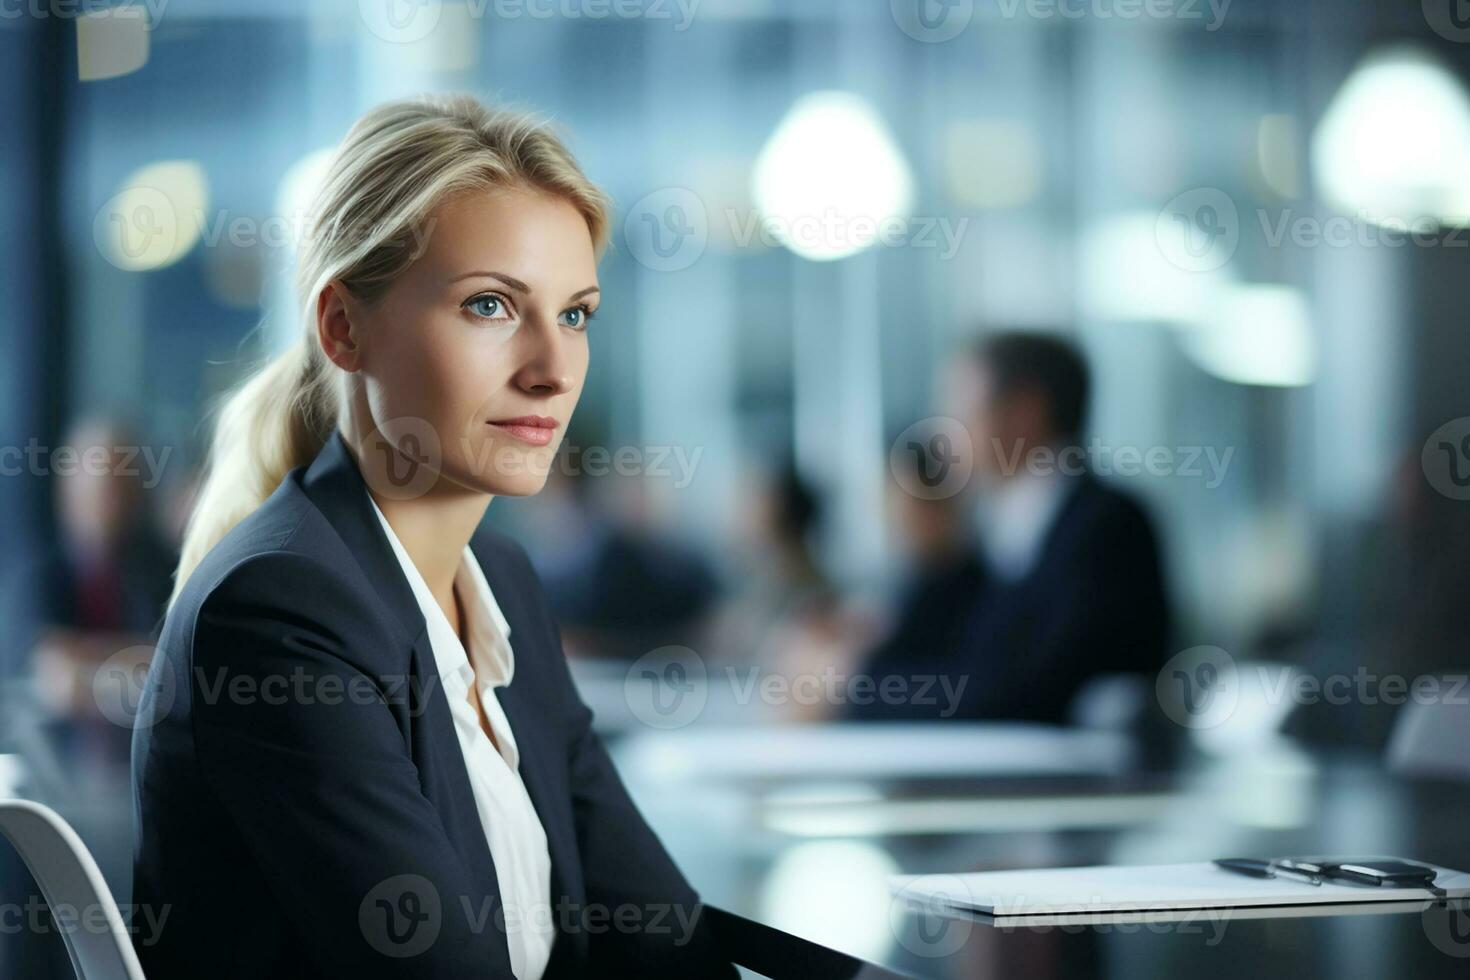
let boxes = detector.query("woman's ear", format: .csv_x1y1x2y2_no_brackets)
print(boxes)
316,280,362,372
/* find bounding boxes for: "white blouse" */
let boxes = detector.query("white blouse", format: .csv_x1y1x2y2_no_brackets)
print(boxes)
367,495,555,980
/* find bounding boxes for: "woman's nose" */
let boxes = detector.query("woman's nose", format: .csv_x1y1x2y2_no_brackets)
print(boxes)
513,317,575,396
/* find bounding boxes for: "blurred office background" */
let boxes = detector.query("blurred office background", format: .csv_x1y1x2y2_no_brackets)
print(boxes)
3,1,1470,977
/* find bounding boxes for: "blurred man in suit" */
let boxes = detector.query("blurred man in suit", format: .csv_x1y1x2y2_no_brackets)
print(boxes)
853,331,1171,723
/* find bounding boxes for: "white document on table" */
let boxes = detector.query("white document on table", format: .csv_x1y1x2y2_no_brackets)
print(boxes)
891,862,1470,922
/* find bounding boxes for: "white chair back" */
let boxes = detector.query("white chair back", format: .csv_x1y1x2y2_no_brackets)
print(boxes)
0,799,146,980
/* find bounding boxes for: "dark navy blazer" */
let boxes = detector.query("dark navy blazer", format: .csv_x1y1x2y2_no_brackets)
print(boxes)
130,430,734,978
852,472,1170,724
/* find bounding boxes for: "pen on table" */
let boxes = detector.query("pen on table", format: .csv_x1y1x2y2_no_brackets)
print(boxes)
1214,858,1323,886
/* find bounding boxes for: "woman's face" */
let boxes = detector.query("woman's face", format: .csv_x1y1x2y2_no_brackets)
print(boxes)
347,184,599,499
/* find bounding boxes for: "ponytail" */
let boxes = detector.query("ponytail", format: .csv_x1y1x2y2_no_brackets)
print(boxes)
169,338,334,608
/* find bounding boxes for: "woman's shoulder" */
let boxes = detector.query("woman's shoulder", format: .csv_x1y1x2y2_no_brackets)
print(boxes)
166,476,385,651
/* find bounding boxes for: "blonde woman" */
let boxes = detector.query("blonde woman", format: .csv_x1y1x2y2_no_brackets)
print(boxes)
130,94,735,979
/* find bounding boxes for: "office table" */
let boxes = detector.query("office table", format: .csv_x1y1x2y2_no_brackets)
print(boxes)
615,730,1470,979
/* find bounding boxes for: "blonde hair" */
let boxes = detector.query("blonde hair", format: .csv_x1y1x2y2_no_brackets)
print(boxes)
170,93,612,609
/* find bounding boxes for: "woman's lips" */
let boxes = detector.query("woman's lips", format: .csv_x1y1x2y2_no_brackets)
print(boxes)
488,416,558,447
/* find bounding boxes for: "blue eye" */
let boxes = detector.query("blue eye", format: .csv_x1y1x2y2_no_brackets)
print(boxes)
560,305,596,330
465,294,510,320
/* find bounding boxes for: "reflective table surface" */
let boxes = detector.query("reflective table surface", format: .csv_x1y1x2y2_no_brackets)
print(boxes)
614,726,1470,979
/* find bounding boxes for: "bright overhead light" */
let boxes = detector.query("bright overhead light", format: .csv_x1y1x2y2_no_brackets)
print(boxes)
94,160,209,271
1312,45,1470,228
77,6,150,81
1080,211,1232,324
751,91,915,261
1180,283,1315,388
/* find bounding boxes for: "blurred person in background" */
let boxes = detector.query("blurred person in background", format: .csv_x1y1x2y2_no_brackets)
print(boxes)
27,415,175,769
1286,444,1470,751
530,468,720,662
39,416,176,635
852,331,1171,724
703,459,855,719
842,442,986,722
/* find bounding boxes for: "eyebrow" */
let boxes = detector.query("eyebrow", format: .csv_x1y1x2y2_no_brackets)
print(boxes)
450,270,600,303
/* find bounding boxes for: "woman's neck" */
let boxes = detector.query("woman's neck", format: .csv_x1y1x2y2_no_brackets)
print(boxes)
374,490,489,607
340,425,492,624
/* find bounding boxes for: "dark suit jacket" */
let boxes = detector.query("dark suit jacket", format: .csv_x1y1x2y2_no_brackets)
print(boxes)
36,521,175,635
130,430,735,978
853,472,1170,724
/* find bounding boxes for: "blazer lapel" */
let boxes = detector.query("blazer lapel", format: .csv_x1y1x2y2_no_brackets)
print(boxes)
298,431,506,915
300,430,588,968
299,429,426,647
493,681,580,893
476,542,588,965
407,626,509,902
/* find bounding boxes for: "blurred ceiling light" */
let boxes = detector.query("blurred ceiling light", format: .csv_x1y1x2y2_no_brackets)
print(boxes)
275,148,337,251
944,119,1042,209
751,91,915,261
360,1,479,74
1312,46,1470,228
1180,283,1315,387
759,841,898,963
77,6,150,81
1080,211,1231,324
95,161,209,271
1256,114,1300,199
